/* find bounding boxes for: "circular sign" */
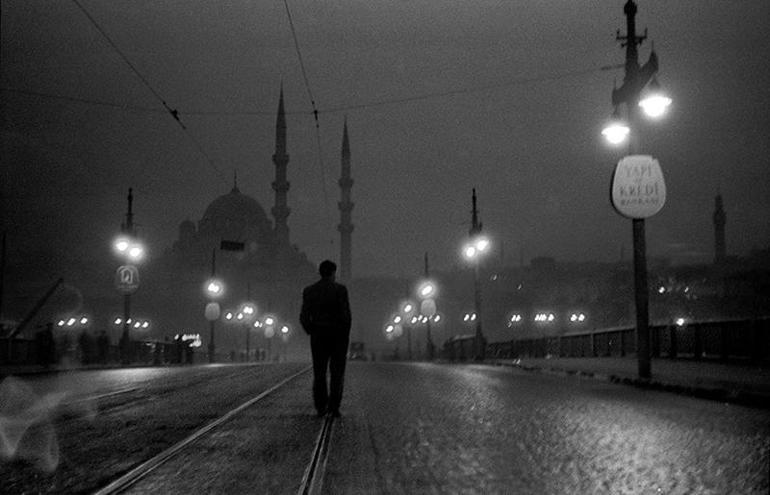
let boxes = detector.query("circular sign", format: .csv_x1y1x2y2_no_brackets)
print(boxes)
115,265,140,294
610,155,666,219
420,298,437,317
204,302,221,321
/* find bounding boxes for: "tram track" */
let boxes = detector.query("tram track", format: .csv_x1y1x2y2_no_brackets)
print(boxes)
93,365,336,495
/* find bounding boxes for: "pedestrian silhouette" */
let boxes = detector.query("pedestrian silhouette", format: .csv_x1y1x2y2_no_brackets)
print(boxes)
300,260,352,417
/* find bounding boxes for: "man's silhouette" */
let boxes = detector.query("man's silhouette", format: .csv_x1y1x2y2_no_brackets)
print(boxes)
300,260,352,417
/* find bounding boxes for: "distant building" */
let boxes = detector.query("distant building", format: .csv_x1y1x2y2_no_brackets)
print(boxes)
137,89,319,358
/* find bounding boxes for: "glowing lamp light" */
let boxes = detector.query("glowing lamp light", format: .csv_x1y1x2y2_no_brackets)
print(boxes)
476,237,490,252
236,313,244,321
114,237,130,253
80,317,89,325
402,303,414,315
675,317,686,327
385,324,394,334
639,94,672,118
67,318,76,327
464,245,477,259
433,314,441,323
601,106,630,146
127,245,145,262
57,320,66,327
418,281,436,299
602,120,630,145
205,279,224,298
281,325,289,335
141,321,149,329
114,317,122,325
393,315,402,324
639,77,672,119
225,312,233,321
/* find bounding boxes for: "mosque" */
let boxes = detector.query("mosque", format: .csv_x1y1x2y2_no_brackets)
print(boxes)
135,88,355,359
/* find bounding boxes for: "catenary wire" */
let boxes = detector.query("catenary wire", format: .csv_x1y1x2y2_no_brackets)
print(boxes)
70,0,228,185
281,0,332,246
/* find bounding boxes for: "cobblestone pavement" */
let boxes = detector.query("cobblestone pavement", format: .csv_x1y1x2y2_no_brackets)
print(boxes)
324,362,770,494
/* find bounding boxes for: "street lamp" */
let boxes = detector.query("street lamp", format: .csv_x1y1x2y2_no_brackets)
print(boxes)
417,273,438,360
638,77,672,119
204,276,224,363
463,236,489,360
241,303,257,361
262,314,276,361
601,0,671,380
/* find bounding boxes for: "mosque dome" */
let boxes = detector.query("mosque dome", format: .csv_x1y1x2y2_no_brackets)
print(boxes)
198,186,273,241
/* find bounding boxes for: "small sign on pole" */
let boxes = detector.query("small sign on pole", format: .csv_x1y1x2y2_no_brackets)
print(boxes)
115,265,140,294
204,302,221,321
610,155,666,219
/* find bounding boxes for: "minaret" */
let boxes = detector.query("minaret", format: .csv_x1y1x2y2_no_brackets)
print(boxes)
713,193,726,264
337,118,354,282
272,86,291,245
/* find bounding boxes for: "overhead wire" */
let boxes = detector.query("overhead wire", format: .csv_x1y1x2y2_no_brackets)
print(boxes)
3,66,616,118
281,0,332,247
70,0,227,185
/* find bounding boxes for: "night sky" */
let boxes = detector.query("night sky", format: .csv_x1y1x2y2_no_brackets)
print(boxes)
2,0,769,280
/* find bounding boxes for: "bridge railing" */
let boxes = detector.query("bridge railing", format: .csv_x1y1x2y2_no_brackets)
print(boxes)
485,317,770,364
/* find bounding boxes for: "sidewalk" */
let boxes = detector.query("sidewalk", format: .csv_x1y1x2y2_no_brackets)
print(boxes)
492,357,770,408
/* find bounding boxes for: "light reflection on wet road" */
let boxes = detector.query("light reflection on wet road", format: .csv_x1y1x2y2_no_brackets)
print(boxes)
327,362,769,494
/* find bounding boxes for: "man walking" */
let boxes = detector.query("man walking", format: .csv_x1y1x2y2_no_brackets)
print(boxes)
300,260,352,417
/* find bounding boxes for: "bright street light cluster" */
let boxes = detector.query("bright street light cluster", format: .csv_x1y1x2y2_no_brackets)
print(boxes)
463,312,477,322
602,78,672,146
462,235,490,261
205,279,224,298
57,316,89,328
570,313,587,323
534,313,556,323
113,235,145,262
113,317,150,329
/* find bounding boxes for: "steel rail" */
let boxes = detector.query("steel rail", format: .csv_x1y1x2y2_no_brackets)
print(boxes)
297,413,335,495
93,366,311,495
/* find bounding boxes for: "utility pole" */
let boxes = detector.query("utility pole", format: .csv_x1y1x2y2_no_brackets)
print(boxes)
208,248,216,363
424,252,435,360
612,0,659,379
469,188,485,361
120,188,134,364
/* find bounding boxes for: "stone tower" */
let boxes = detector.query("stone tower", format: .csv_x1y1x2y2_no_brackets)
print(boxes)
337,118,354,282
272,86,291,246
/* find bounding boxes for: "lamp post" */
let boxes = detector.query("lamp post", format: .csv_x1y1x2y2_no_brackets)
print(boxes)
113,188,144,365
263,315,275,361
602,0,671,379
241,303,257,361
463,188,489,360
418,253,437,360
204,259,224,363
400,301,415,360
